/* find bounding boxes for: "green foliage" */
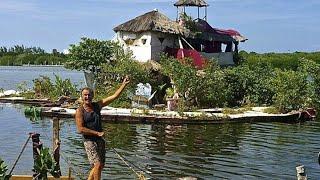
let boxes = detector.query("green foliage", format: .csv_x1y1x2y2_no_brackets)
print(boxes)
199,60,230,107
297,59,320,110
270,69,309,113
33,147,60,179
263,107,281,114
24,106,41,121
16,81,29,93
240,51,320,70
0,158,11,180
93,44,161,107
66,37,117,70
0,53,66,66
15,54,37,65
225,61,274,106
233,51,245,65
223,107,252,114
33,76,54,98
159,54,320,112
165,87,174,98
314,73,320,109
35,55,65,65
160,55,229,108
52,74,78,98
179,13,201,36
26,75,78,100
66,37,158,107
0,45,64,66
0,55,16,66
0,45,45,56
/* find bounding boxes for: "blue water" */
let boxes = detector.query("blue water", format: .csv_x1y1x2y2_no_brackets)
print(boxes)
1,66,320,179
0,66,85,90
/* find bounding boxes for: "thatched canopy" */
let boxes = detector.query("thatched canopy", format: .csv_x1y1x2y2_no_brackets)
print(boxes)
113,10,189,36
174,0,209,7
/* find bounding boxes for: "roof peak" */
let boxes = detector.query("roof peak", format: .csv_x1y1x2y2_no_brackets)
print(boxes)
174,0,209,7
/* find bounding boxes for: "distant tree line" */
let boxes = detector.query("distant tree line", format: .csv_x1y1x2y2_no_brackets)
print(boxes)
239,51,320,70
0,45,67,66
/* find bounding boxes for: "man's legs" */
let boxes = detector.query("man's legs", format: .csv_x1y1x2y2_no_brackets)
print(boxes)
88,162,104,180
84,139,106,180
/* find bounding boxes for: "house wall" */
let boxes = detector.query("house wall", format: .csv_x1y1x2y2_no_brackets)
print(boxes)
150,32,177,61
200,52,234,65
115,31,235,65
115,31,152,62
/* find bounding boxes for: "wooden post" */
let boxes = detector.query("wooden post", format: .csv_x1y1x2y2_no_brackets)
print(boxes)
296,165,307,180
68,167,72,180
52,117,61,176
30,133,42,179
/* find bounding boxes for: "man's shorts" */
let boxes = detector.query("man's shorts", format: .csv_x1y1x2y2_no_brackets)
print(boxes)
83,138,106,165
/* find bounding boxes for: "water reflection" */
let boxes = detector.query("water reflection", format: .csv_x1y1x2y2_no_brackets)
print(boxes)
1,103,320,179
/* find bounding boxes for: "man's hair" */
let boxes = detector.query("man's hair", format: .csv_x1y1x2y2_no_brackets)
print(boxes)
81,87,94,97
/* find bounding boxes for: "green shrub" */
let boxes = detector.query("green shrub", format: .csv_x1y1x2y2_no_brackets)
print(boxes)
270,69,309,112
160,55,229,108
298,59,320,110
314,73,320,110
96,48,156,107
65,37,117,71
33,76,54,98
240,51,320,70
33,147,60,179
29,75,78,100
52,74,78,98
225,61,274,107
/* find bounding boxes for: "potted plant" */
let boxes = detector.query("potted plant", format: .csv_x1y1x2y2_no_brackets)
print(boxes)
165,87,179,111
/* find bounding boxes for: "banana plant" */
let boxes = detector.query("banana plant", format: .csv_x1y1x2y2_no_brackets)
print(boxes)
33,147,60,179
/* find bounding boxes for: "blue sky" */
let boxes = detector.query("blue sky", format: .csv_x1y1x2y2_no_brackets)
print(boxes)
0,0,319,53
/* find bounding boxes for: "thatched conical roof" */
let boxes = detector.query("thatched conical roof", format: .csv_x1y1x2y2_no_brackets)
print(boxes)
174,0,209,7
113,10,189,36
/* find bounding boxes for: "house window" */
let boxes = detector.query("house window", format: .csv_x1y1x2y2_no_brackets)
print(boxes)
158,37,165,44
141,39,147,45
124,39,135,45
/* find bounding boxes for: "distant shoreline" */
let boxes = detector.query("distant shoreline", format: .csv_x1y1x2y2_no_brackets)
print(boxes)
0,64,65,68
21,64,64,67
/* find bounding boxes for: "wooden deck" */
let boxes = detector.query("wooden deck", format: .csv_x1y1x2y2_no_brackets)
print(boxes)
41,108,314,124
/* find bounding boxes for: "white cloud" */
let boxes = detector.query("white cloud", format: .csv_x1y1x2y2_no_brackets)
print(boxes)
0,0,37,13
